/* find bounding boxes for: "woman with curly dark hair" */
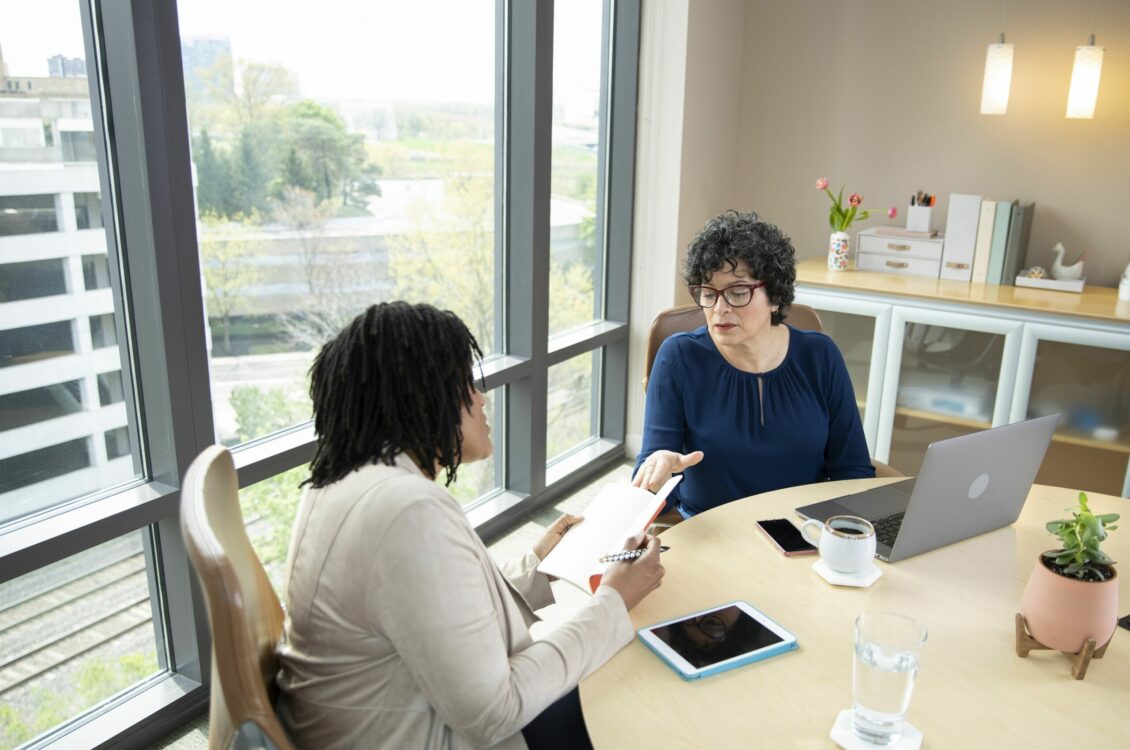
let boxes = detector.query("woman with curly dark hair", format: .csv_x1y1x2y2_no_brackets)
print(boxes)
631,210,873,517
277,301,664,750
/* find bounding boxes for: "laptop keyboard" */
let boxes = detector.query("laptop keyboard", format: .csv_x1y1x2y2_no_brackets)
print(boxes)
873,512,906,548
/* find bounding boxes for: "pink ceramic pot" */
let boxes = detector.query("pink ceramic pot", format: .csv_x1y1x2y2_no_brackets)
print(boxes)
1019,554,1119,653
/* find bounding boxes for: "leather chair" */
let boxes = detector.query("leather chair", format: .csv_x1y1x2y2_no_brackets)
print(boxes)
181,445,295,750
639,302,902,514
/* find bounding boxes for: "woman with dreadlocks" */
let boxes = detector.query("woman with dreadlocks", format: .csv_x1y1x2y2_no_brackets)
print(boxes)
276,301,663,750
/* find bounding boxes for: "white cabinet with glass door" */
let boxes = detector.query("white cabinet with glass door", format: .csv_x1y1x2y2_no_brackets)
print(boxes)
1011,322,1130,497
876,306,1023,475
793,289,891,456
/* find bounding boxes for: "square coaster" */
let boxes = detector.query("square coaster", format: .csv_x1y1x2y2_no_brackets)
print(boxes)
830,708,922,749
813,558,882,588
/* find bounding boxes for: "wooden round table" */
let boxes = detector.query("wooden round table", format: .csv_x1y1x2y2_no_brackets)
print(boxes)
580,479,1129,748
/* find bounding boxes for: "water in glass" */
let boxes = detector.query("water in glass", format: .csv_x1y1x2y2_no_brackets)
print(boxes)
852,641,918,744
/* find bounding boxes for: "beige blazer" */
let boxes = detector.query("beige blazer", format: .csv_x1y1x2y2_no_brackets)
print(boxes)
276,455,633,749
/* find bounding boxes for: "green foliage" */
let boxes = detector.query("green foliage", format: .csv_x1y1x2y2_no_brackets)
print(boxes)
0,649,158,747
1043,491,1120,580
187,61,380,221
230,385,311,445
199,216,260,355
240,465,308,593
229,385,311,593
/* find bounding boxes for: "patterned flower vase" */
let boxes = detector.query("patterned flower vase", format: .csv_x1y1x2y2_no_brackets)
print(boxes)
827,231,850,271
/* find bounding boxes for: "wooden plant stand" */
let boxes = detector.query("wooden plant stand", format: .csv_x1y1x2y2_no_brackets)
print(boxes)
1015,613,1111,680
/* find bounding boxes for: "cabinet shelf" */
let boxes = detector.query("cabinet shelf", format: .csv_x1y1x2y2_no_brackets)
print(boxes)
1051,431,1130,455
893,406,991,430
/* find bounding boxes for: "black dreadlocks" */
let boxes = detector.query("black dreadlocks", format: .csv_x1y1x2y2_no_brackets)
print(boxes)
305,301,483,489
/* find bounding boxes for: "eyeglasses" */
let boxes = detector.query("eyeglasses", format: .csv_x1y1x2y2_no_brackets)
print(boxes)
688,282,766,308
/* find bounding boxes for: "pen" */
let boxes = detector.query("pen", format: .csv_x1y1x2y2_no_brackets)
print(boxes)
599,546,670,563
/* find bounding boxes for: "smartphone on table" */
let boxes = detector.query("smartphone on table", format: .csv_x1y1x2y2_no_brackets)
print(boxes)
756,518,817,556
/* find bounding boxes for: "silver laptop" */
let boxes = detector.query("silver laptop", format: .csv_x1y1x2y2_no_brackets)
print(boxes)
795,414,1059,562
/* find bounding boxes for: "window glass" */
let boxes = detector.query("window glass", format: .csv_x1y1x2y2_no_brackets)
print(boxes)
0,195,58,237
74,192,103,230
449,387,501,507
89,313,117,349
548,0,603,337
0,380,83,431
177,0,497,446
0,532,162,747
0,321,75,368
0,259,67,302
82,254,111,290
0,1,141,524
546,350,600,462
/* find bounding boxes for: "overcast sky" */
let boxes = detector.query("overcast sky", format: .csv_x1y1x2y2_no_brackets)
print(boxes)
4,0,602,109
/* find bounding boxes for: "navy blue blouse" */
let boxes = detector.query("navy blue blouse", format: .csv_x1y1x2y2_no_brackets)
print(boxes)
637,324,874,516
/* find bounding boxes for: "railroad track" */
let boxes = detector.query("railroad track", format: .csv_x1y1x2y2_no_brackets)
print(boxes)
0,514,276,698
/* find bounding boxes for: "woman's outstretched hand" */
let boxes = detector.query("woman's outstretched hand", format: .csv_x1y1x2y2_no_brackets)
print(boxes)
632,450,704,492
600,532,664,610
532,513,584,561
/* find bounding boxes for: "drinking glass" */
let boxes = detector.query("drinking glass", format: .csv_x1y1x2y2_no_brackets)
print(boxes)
852,612,927,745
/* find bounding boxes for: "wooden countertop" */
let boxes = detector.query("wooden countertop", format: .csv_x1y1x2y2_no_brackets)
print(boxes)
796,257,1130,325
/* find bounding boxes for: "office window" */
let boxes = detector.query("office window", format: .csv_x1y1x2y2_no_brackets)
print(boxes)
104,427,131,460
0,320,75,368
547,350,600,462
61,129,96,162
179,0,497,446
0,2,141,523
88,313,117,349
0,532,161,748
0,438,90,497
0,259,68,302
0,194,57,237
97,371,125,406
74,192,103,230
549,0,603,337
0,1,639,746
82,254,111,290
0,380,84,432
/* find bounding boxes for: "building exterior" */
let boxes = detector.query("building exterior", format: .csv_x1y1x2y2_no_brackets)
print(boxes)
0,49,134,523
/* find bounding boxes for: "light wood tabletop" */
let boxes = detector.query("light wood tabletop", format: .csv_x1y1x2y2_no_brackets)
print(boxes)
579,479,1130,748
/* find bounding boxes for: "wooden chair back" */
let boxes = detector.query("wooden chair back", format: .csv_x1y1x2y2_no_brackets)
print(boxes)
181,445,294,750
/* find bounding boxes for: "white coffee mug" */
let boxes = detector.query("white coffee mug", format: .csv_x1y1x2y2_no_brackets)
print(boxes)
801,515,877,574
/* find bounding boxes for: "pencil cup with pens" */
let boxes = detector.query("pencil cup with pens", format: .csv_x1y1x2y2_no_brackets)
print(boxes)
907,191,935,233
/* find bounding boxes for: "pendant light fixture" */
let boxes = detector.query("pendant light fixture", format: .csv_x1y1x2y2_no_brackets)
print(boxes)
1066,0,1104,119
980,0,1014,115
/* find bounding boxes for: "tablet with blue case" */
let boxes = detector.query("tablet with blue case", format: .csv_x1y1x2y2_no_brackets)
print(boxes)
637,601,797,680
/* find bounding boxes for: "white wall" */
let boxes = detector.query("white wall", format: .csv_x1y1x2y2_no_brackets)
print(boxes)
627,0,745,456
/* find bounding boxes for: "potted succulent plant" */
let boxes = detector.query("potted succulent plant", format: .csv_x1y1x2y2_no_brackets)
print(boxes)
1019,492,1119,653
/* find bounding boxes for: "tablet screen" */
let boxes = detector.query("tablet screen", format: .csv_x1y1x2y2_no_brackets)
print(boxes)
646,605,784,668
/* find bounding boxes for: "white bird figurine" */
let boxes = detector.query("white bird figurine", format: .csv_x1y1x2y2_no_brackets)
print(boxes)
1050,242,1084,281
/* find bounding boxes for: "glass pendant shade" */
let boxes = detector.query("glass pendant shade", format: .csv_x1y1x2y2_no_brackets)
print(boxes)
980,42,1014,115
1066,44,1103,118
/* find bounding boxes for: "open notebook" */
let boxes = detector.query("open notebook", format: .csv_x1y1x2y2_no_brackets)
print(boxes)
537,476,681,593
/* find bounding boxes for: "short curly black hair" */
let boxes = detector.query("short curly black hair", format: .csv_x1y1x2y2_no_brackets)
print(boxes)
682,210,796,325
305,301,482,489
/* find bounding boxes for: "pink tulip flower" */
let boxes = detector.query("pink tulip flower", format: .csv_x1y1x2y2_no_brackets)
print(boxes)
887,206,898,219
815,177,829,190
849,193,862,207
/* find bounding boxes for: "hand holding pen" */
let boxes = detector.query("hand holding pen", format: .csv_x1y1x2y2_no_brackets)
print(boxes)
599,532,666,610
600,545,670,563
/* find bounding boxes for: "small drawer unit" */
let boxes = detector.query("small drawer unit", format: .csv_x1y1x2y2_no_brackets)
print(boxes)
855,228,944,279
